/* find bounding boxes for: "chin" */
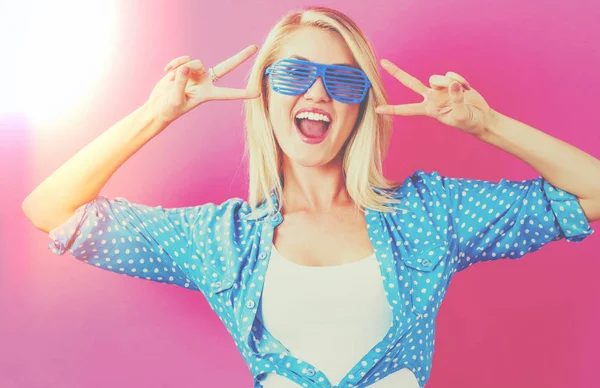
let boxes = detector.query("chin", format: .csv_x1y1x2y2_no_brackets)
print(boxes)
286,146,341,168
286,152,325,167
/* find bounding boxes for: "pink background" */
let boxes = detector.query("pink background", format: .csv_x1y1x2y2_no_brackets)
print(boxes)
3,0,599,387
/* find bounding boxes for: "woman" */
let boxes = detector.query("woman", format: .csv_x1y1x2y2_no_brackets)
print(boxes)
22,6,598,388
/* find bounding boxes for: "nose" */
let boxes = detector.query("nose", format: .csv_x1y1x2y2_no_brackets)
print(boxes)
303,76,331,103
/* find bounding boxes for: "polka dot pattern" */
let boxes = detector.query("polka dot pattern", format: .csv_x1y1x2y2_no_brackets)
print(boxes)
47,170,594,388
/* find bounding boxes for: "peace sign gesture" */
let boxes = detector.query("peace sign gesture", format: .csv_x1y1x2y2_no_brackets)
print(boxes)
375,59,495,137
147,45,261,125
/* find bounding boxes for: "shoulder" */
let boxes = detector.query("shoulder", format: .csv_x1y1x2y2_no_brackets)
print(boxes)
145,196,254,227
100,195,250,213
371,170,448,220
388,169,445,200
190,197,253,221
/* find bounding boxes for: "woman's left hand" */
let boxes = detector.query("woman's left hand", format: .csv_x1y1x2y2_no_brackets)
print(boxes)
375,59,496,137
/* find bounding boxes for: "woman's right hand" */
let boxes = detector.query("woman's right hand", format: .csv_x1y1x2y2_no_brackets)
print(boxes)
145,44,261,125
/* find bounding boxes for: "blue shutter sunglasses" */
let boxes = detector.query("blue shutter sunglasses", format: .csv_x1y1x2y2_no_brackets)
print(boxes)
264,58,371,104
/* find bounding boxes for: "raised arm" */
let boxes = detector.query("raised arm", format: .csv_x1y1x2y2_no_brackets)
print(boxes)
22,103,167,233
22,46,260,233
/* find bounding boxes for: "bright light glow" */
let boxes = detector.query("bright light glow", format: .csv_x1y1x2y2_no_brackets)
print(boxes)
0,0,116,126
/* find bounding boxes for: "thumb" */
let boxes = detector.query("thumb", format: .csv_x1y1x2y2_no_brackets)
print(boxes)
449,82,464,106
172,65,191,103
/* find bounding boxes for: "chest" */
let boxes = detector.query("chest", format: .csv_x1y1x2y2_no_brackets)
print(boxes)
272,209,375,267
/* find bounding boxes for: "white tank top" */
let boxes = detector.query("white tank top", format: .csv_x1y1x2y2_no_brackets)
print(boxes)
257,244,420,388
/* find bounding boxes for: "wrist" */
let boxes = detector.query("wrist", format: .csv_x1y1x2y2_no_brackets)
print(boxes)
138,103,171,132
477,108,503,142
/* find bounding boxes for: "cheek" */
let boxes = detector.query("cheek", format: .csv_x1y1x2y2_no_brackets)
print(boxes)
337,106,361,133
268,98,296,143
269,96,296,125
269,90,292,107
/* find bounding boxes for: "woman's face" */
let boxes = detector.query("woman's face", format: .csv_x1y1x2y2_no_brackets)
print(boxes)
267,26,361,168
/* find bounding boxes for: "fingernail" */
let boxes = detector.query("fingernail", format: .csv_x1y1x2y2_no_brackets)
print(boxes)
451,83,461,93
182,66,190,76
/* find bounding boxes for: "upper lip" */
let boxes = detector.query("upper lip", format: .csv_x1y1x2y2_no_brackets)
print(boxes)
294,107,333,122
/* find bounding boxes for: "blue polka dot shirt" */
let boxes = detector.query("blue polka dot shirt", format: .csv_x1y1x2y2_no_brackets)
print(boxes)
48,170,594,387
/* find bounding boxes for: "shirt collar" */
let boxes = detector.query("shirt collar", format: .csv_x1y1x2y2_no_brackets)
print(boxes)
241,189,281,222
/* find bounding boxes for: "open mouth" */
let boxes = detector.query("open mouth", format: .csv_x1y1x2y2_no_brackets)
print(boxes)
294,117,331,138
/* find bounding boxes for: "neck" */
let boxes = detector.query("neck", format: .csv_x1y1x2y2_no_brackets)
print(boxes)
280,155,352,214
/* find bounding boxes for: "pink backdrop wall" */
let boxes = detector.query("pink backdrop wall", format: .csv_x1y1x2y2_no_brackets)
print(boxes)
3,0,599,387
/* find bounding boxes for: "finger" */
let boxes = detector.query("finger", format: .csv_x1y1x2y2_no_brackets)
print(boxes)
211,44,259,80
375,103,426,116
448,82,464,106
445,71,471,90
381,59,428,96
167,59,204,75
172,65,191,104
181,59,205,76
210,87,262,101
429,74,452,90
168,60,204,82
164,56,191,72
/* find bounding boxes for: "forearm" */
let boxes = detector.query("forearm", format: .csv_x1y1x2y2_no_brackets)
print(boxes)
22,103,168,232
477,110,600,221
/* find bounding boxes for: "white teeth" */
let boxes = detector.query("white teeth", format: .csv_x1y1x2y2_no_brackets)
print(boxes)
294,111,331,123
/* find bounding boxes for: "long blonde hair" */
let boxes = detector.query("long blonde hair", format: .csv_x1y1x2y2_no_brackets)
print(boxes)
243,6,406,219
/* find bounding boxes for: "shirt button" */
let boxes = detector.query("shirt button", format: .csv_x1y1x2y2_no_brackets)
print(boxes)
258,252,267,260
270,214,282,223
422,259,431,266
306,368,316,377
246,300,256,309
213,281,222,288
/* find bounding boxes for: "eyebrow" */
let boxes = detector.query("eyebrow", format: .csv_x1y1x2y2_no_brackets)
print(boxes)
289,55,359,68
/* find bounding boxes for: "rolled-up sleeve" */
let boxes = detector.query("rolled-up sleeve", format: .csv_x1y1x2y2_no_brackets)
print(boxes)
412,170,594,273
48,195,210,291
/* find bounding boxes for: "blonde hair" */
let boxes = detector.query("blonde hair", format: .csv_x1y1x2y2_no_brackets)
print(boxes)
243,6,406,219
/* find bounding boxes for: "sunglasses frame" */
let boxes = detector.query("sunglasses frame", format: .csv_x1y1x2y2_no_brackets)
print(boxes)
264,58,371,104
